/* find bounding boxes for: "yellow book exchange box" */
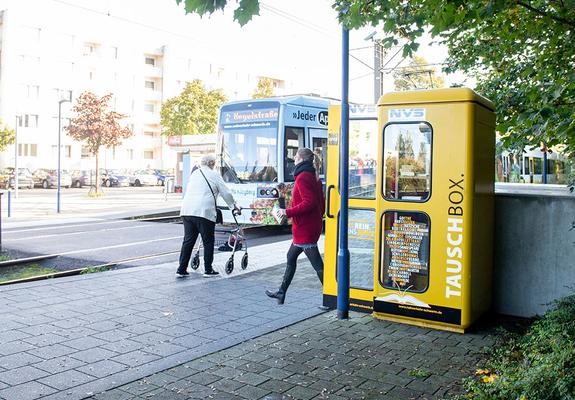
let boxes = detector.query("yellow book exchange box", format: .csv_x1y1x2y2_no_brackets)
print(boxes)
323,88,496,332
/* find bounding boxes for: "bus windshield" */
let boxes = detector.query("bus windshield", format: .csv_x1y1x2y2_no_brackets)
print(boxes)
221,127,278,182
219,103,280,183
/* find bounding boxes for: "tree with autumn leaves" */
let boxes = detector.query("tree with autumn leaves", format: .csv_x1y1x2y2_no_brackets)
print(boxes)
66,92,133,194
0,119,15,152
252,77,275,99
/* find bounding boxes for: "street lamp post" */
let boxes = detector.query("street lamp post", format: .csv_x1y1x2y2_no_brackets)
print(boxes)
57,99,70,213
14,116,20,199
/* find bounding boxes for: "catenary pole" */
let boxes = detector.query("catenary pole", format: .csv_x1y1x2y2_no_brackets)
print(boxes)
337,24,350,320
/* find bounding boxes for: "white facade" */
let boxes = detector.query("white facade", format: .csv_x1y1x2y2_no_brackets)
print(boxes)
0,1,294,173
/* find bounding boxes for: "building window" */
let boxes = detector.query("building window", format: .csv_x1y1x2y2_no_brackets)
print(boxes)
22,26,41,43
127,149,134,160
81,146,91,159
19,143,37,157
22,84,40,100
54,88,72,102
145,57,155,66
83,42,98,56
144,80,155,90
65,145,71,158
19,114,39,128
111,46,118,59
144,103,155,113
144,131,155,137
143,150,154,160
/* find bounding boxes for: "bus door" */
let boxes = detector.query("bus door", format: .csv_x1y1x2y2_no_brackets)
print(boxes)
308,128,327,181
284,126,305,182
323,106,379,311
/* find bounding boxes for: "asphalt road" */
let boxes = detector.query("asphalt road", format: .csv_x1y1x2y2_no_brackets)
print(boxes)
2,217,292,272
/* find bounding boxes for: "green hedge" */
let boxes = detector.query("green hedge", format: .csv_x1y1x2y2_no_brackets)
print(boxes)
461,295,575,400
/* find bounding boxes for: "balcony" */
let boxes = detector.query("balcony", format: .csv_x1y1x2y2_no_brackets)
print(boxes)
143,112,161,125
143,89,163,101
143,65,163,78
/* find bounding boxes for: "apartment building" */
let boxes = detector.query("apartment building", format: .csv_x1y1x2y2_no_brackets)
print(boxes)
0,1,293,174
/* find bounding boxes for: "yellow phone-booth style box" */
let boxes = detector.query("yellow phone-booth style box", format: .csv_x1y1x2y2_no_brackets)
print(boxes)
323,88,496,332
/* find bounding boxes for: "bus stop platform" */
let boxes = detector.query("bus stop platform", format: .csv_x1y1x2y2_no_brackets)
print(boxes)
0,239,496,400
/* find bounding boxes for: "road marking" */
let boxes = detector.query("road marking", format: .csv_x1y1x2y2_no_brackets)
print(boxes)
5,219,132,234
3,223,166,242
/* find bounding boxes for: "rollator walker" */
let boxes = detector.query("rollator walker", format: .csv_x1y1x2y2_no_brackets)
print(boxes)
189,208,248,274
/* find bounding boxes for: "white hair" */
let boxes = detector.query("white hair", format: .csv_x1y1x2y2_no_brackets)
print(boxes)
201,154,216,166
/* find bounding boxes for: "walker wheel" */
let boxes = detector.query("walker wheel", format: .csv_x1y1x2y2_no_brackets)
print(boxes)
241,253,248,270
225,258,234,274
191,253,200,270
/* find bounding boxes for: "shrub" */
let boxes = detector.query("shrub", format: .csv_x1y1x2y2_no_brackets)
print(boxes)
461,295,575,400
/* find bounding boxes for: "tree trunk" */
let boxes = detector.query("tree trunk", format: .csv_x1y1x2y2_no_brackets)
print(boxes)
95,149,100,194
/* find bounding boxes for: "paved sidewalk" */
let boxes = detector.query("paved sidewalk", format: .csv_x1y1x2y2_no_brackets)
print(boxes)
0,235,496,400
91,311,495,400
0,240,323,400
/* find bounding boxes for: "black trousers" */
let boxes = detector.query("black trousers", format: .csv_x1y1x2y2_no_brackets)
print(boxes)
178,216,215,273
278,244,324,295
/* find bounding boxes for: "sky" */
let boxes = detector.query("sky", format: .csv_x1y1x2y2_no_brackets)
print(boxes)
0,0,472,104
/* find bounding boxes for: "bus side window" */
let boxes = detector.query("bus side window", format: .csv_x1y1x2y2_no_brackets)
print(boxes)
285,127,304,182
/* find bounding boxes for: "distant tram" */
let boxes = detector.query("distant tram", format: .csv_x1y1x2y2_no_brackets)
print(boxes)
497,147,569,184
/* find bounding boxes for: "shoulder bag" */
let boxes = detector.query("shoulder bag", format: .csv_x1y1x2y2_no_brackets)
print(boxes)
198,168,223,224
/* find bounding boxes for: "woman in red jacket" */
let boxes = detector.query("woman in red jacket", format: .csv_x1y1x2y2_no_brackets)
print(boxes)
266,148,325,304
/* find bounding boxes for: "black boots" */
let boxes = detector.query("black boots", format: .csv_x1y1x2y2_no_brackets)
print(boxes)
265,290,286,304
266,262,296,305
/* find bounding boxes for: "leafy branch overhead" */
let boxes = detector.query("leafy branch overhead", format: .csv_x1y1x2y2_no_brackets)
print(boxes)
160,80,227,136
174,0,575,156
175,0,259,26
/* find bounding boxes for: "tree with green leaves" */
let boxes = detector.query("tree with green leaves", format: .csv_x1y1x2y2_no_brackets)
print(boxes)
66,92,133,194
393,55,445,91
160,80,227,136
0,119,15,152
175,0,575,159
252,77,275,99
175,0,259,26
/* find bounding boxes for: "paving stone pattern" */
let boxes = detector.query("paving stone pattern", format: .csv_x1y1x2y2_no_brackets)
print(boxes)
91,313,496,399
0,240,326,400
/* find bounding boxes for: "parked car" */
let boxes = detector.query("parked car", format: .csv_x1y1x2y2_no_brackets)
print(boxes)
71,170,96,188
129,170,158,187
154,169,175,186
0,167,34,189
32,169,72,189
101,169,130,187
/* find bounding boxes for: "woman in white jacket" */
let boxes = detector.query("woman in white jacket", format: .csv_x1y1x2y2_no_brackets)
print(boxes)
177,155,239,277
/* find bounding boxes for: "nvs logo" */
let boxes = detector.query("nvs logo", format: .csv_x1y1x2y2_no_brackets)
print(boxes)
388,108,426,121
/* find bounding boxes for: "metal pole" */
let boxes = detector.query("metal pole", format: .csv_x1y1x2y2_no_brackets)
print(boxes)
337,26,350,320
57,101,63,213
14,116,19,199
374,42,382,103
57,99,69,213
7,191,10,218
542,144,548,184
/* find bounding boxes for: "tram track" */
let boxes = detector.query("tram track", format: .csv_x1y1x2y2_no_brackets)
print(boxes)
0,222,289,287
